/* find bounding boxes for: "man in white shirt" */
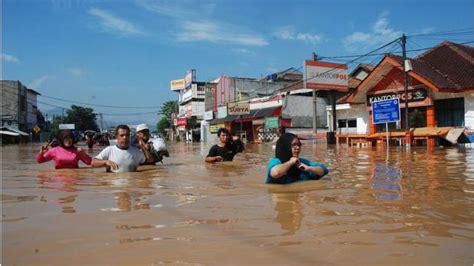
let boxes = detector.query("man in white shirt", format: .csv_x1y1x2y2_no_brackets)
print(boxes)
92,124,153,172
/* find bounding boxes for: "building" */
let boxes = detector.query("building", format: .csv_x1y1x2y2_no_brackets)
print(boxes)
171,70,215,142
1,80,40,141
333,41,474,146
208,75,292,142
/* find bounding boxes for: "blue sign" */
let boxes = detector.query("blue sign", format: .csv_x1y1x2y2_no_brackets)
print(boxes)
372,98,400,124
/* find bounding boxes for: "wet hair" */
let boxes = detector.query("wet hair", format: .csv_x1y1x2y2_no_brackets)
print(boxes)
275,133,302,177
58,130,75,149
217,128,229,137
115,124,130,136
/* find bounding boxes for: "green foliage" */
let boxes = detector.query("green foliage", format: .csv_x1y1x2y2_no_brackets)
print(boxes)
159,100,178,120
65,105,99,132
50,105,99,136
156,116,170,136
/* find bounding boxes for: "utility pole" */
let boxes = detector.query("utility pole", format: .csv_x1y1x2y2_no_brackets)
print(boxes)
100,113,104,132
312,52,318,135
401,34,411,147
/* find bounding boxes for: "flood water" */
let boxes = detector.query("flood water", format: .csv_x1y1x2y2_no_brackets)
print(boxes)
2,141,474,265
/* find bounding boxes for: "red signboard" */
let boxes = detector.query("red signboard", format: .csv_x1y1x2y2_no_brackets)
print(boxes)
177,118,187,126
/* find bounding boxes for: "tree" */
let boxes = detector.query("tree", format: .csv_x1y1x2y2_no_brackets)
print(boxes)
156,116,169,136
158,100,178,120
65,105,99,132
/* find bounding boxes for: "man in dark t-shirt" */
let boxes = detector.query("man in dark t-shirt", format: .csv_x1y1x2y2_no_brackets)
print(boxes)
205,128,244,163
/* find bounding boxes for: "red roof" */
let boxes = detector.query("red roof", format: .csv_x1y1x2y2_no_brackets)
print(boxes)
389,41,474,91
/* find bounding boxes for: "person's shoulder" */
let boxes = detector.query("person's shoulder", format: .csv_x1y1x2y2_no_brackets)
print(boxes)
268,157,281,166
299,158,313,165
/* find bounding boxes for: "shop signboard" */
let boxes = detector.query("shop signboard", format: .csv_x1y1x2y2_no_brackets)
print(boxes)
59,124,75,130
204,110,214,121
170,79,185,91
210,123,225,134
372,98,400,124
305,60,348,91
185,69,196,89
228,101,250,115
264,117,279,129
176,118,187,126
367,87,427,106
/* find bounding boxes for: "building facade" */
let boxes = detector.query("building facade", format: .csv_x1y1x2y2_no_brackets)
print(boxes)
1,80,40,133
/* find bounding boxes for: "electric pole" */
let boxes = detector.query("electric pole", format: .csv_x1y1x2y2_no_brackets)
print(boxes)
312,52,318,135
401,34,410,147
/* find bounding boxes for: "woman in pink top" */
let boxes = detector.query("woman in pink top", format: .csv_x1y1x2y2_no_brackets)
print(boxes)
36,130,92,169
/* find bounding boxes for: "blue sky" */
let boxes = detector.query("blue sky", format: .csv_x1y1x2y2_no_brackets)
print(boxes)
2,0,473,127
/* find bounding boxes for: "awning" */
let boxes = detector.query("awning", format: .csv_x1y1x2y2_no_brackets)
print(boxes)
237,106,281,120
0,130,20,136
209,115,239,125
209,107,282,124
0,126,29,136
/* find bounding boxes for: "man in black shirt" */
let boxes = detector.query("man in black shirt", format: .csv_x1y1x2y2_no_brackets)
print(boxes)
205,128,244,163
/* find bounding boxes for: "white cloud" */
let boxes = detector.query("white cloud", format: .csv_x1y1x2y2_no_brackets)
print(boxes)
1,53,19,63
137,1,265,46
136,0,216,18
232,48,255,55
344,12,401,52
28,75,50,90
88,8,148,37
273,26,322,44
176,20,268,47
68,67,84,77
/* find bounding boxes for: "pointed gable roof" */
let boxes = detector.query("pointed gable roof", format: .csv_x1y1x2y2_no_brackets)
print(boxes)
342,41,474,104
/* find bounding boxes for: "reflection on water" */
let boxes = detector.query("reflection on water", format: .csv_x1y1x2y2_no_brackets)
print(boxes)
1,143,474,265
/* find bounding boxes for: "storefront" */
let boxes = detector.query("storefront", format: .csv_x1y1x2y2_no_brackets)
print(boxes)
335,41,474,146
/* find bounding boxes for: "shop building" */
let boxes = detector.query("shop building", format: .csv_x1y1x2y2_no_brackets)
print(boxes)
332,41,474,146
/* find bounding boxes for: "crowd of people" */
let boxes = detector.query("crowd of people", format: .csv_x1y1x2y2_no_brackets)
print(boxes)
36,124,329,184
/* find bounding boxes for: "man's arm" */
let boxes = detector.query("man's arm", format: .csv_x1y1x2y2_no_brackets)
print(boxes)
137,140,154,163
205,145,223,163
91,158,118,170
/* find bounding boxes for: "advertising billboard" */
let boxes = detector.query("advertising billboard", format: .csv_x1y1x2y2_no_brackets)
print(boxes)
170,79,185,91
305,60,348,91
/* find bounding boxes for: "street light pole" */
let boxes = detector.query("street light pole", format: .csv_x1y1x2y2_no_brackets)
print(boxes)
401,34,411,147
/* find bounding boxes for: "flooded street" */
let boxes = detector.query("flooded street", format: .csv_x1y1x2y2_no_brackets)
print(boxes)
2,142,474,265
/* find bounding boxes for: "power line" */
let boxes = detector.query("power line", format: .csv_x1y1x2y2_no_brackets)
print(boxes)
37,100,159,116
39,94,162,109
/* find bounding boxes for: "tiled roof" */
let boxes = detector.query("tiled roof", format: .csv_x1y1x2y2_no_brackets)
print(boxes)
416,41,474,90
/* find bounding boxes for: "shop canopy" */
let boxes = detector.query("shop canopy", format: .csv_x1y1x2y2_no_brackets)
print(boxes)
0,126,29,136
209,107,282,125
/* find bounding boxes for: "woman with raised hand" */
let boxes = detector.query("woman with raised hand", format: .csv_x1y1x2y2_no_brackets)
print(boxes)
36,130,92,169
266,133,328,184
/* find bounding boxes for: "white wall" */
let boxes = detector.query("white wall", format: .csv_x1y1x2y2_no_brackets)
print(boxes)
329,103,368,134
465,92,474,131
431,90,474,130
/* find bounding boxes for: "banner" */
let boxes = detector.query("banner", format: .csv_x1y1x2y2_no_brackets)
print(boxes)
264,117,279,129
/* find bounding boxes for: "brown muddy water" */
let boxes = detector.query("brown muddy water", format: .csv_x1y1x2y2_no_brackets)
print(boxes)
1,141,474,265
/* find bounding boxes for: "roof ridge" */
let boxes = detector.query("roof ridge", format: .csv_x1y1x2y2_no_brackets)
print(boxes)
416,41,449,59
445,41,474,63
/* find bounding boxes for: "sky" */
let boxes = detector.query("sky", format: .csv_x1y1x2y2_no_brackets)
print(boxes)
2,0,473,128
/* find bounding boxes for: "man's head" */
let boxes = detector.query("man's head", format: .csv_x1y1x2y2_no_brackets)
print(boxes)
217,128,229,144
115,124,131,149
136,123,150,142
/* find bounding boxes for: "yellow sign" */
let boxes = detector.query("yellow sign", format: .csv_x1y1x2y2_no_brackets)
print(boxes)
33,125,41,134
210,123,225,134
170,79,185,91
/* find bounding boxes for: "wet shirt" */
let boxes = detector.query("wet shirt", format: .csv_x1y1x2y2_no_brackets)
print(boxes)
266,157,329,184
95,145,146,173
207,140,244,161
36,146,92,169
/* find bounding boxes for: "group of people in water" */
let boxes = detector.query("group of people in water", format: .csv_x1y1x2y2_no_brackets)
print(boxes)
36,124,329,184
